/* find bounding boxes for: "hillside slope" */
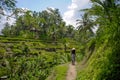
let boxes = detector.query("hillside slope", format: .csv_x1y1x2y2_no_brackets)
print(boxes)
0,37,81,80
77,39,120,80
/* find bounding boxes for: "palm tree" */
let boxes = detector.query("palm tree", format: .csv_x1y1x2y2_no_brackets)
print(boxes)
66,25,75,38
80,0,120,79
78,0,119,41
46,8,65,41
85,0,119,24
76,13,94,43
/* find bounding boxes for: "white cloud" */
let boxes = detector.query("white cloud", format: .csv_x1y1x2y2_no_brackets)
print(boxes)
63,0,90,28
0,10,16,31
0,15,16,34
0,15,6,33
47,7,55,10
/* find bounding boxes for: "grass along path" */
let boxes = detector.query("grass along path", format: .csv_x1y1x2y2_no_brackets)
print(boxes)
66,62,77,80
46,63,69,80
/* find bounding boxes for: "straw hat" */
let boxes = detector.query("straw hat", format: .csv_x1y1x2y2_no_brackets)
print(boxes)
72,48,75,50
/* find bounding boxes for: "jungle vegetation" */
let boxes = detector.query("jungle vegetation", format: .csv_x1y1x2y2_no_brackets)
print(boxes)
0,0,120,80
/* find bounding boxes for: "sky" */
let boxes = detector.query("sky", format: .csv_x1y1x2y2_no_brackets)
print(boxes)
16,0,91,27
0,0,91,33
16,0,71,15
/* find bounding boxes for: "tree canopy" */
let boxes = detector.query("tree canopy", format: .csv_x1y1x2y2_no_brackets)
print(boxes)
0,0,16,15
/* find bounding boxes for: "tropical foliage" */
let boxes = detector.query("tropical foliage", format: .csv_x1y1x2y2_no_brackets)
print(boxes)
0,0,120,80
77,0,120,80
2,8,75,41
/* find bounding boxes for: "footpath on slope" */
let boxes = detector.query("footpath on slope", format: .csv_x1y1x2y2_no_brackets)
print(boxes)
66,60,88,80
66,63,77,80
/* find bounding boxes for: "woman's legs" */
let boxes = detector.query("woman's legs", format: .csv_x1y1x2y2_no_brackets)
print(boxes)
72,54,75,65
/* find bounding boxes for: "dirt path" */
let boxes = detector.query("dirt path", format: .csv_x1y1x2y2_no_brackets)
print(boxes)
66,63,77,80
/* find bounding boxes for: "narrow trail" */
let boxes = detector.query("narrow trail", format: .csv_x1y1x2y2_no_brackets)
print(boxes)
66,63,77,80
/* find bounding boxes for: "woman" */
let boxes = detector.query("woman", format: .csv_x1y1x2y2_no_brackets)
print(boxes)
71,48,76,65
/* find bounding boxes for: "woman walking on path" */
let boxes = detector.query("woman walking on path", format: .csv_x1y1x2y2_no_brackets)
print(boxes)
71,48,76,65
